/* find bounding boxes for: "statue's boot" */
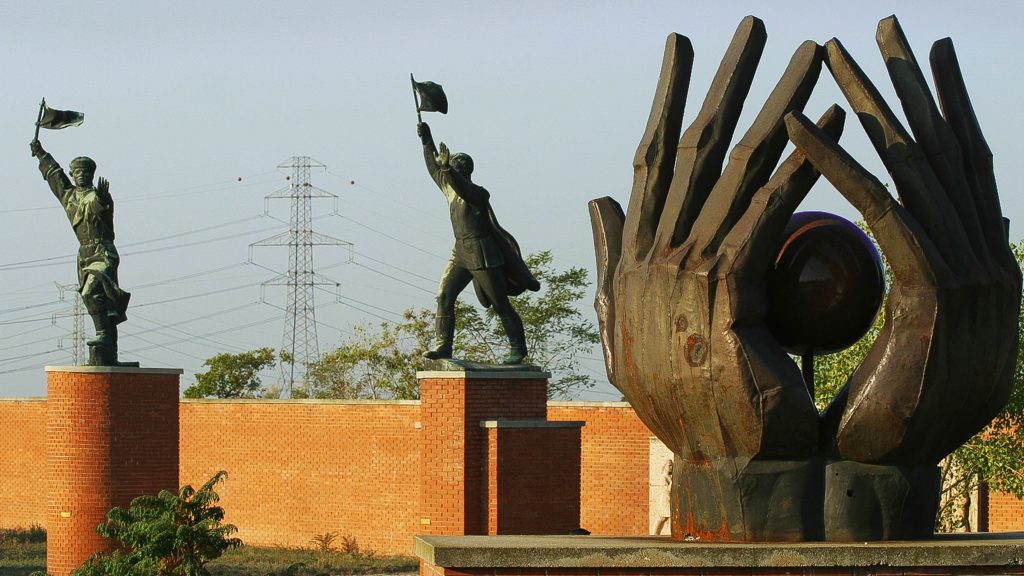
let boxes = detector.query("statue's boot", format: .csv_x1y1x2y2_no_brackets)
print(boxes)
423,315,454,360
87,315,118,365
87,313,113,347
500,311,528,365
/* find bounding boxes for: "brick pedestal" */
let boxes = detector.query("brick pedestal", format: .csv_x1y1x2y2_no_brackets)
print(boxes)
45,366,182,576
482,420,583,535
418,370,550,536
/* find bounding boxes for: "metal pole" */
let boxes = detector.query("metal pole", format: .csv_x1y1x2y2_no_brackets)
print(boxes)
802,352,815,401
410,73,422,123
34,98,46,143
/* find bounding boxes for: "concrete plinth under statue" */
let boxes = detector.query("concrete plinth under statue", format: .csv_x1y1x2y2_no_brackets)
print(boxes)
45,366,182,576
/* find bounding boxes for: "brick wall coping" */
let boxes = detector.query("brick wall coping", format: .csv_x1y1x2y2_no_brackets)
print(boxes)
0,398,631,407
417,370,552,380
547,401,631,408
414,534,1024,568
44,365,184,375
180,398,420,405
480,419,585,429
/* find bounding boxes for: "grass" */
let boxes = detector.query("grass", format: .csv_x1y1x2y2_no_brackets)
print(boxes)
207,545,418,575
0,526,46,576
0,528,418,576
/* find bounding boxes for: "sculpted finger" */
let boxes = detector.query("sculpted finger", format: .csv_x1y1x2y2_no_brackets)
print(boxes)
876,16,990,265
623,33,694,263
653,16,766,254
723,105,846,279
589,196,625,379
785,111,950,286
687,40,823,265
931,37,1012,266
825,38,980,278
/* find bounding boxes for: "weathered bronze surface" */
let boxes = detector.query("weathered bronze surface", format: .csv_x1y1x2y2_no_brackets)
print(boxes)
766,211,884,357
786,16,1020,467
416,119,540,365
590,16,842,541
589,15,1018,541
31,131,134,367
785,16,1021,539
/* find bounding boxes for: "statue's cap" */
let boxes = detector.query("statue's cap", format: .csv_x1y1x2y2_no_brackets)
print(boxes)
70,156,96,172
451,152,473,176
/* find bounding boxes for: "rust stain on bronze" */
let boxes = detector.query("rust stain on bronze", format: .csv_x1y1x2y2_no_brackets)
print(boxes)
686,333,707,366
675,315,688,332
622,324,636,375
679,511,733,542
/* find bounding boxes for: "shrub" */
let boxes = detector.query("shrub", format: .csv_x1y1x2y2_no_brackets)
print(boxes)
0,524,46,544
73,471,241,576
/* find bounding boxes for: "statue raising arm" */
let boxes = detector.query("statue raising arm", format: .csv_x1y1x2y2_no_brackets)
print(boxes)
30,138,74,207
417,122,489,206
417,121,442,186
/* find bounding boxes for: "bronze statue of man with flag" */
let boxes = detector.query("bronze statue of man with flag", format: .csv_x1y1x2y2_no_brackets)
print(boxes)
412,77,540,365
31,99,133,366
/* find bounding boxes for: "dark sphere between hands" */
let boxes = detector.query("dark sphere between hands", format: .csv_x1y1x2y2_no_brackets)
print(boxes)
766,212,885,356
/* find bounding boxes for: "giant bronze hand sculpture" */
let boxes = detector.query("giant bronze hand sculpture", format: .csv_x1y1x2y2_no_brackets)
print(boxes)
592,14,1019,542
786,16,1021,539
589,17,846,541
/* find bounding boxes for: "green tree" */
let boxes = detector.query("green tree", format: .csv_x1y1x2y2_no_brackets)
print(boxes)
307,250,599,399
72,471,240,576
183,348,277,399
306,314,426,400
812,239,1024,532
455,250,600,397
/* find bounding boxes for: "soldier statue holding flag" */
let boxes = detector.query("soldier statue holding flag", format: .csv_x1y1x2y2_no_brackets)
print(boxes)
30,100,133,366
411,77,540,365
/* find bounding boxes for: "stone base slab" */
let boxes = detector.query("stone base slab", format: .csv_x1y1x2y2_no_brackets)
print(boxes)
415,533,1024,574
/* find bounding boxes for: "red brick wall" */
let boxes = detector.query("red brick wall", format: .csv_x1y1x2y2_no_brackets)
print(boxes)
548,402,651,535
0,398,46,529
988,490,1024,532
179,399,421,554
4,395,1024,558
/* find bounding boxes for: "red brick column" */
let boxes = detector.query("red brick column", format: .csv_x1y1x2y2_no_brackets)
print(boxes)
46,366,181,576
482,420,583,535
418,370,548,536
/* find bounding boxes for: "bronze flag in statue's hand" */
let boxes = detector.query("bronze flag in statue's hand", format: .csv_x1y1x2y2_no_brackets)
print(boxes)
38,103,84,130
412,78,448,114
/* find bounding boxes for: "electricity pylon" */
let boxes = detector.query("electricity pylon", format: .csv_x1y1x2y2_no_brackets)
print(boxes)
53,282,86,365
251,156,350,397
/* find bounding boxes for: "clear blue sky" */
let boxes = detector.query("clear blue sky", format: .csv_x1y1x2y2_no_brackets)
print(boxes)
1,1,1021,398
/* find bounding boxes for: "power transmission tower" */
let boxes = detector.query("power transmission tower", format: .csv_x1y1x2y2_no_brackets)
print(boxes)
53,282,86,365
251,156,351,397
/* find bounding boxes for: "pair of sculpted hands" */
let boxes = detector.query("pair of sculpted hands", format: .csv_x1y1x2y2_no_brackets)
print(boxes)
590,16,1020,470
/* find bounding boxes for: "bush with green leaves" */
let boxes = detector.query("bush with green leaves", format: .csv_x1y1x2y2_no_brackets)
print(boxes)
72,471,241,576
